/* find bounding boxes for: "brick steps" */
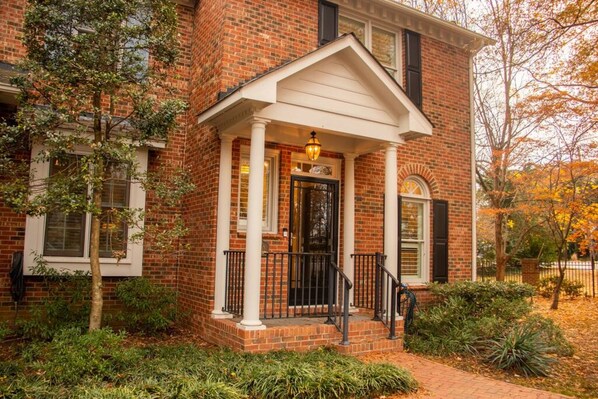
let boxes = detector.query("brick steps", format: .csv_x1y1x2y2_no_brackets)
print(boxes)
335,318,404,355
206,314,404,354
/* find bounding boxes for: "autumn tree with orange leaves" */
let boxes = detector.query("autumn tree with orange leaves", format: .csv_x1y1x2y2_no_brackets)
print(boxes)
515,129,597,310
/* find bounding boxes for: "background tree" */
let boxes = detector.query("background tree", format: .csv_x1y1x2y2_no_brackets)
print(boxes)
516,127,597,309
0,0,189,331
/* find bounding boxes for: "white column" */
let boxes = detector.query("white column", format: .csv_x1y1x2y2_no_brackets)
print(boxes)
212,134,235,318
384,143,399,279
343,153,357,307
239,117,269,330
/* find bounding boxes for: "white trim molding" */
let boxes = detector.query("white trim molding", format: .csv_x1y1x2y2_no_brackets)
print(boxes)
23,144,148,277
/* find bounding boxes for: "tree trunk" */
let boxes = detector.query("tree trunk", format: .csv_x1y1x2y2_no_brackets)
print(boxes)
495,212,507,281
89,185,104,330
89,92,104,331
550,254,566,310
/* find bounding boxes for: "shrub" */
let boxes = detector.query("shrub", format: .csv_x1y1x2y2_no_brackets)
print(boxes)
485,324,554,377
536,276,584,299
37,328,143,384
16,260,90,340
115,278,178,334
0,321,10,340
1,341,417,399
430,280,535,305
355,362,418,397
406,281,535,355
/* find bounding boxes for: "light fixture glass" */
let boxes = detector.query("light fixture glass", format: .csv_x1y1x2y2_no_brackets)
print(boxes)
305,131,321,161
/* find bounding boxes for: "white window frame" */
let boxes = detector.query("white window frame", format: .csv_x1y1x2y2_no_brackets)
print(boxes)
237,146,279,234
338,10,402,82
290,152,341,180
23,143,148,276
400,176,430,284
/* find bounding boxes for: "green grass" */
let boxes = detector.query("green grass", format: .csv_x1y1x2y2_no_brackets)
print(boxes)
0,328,418,399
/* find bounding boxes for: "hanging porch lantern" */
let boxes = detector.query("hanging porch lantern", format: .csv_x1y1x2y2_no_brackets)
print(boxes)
305,131,321,161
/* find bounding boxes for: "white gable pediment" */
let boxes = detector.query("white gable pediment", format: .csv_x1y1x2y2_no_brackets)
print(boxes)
198,35,433,152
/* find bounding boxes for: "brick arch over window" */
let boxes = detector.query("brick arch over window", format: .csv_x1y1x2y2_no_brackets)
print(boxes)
398,164,440,197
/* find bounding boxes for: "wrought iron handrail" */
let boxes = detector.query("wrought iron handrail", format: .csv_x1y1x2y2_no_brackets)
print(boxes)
326,257,353,345
374,252,400,340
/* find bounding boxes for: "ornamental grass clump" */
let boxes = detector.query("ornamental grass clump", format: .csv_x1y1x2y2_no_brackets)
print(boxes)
485,325,554,377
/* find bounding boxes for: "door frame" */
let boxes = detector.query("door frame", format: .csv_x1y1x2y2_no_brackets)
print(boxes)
288,175,340,259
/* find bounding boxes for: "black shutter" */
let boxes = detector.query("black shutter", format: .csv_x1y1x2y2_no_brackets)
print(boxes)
405,30,422,108
397,195,402,284
318,0,338,46
432,200,449,283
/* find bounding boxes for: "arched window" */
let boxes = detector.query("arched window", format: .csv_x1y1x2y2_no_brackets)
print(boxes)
400,176,430,283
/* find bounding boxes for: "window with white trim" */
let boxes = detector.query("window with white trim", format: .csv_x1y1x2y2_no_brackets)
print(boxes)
338,13,401,79
400,177,430,283
237,147,279,234
290,152,341,180
24,145,148,276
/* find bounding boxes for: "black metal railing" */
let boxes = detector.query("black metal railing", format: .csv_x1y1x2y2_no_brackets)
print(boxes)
373,253,400,340
352,253,378,309
263,252,333,319
223,250,353,344
352,252,400,339
223,250,245,316
326,257,353,345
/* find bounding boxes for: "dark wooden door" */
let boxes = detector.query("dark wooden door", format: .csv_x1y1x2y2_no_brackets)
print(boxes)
289,176,339,306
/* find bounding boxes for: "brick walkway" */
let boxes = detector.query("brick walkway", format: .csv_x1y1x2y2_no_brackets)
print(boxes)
364,352,571,399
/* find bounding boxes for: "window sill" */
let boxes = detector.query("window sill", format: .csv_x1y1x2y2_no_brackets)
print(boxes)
24,256,142,277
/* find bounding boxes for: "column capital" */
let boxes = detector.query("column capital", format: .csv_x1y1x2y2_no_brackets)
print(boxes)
249,116,271,127
219,134,236,144
384,142,400,151
343,152,358,161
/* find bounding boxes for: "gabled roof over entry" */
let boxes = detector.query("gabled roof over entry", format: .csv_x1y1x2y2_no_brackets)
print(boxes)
198,34,434,154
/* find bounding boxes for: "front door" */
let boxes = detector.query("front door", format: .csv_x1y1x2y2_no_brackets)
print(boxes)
289,176,339,306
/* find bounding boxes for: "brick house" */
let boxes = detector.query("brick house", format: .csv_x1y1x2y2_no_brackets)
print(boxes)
0,0,492,353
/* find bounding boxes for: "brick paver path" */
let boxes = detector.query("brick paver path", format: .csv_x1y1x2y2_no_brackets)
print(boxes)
367,352,571,399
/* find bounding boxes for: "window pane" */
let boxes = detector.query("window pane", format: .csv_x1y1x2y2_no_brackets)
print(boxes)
99,208,127,258
98,162,130,258
372,26,396,68
339,15,365,44
44,156,85,257
239,156,270,224
401,179,423,196
401,201,423,240
401,244,421,276
44,212,86,256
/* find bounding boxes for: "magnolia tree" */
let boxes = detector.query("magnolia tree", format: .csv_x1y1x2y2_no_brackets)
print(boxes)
0,0,192,330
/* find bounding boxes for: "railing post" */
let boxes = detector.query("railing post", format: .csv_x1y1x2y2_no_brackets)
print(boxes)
326,255,335,325
389,279,397,340
340,280,350,345
373,253,382,321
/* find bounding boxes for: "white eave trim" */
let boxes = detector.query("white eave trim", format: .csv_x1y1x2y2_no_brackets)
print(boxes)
341,0,496,53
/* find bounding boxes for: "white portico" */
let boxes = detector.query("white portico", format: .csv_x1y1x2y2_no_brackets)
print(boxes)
198,34,432,329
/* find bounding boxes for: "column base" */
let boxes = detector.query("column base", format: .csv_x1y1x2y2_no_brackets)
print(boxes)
237,321,267,331
211,310,234,319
